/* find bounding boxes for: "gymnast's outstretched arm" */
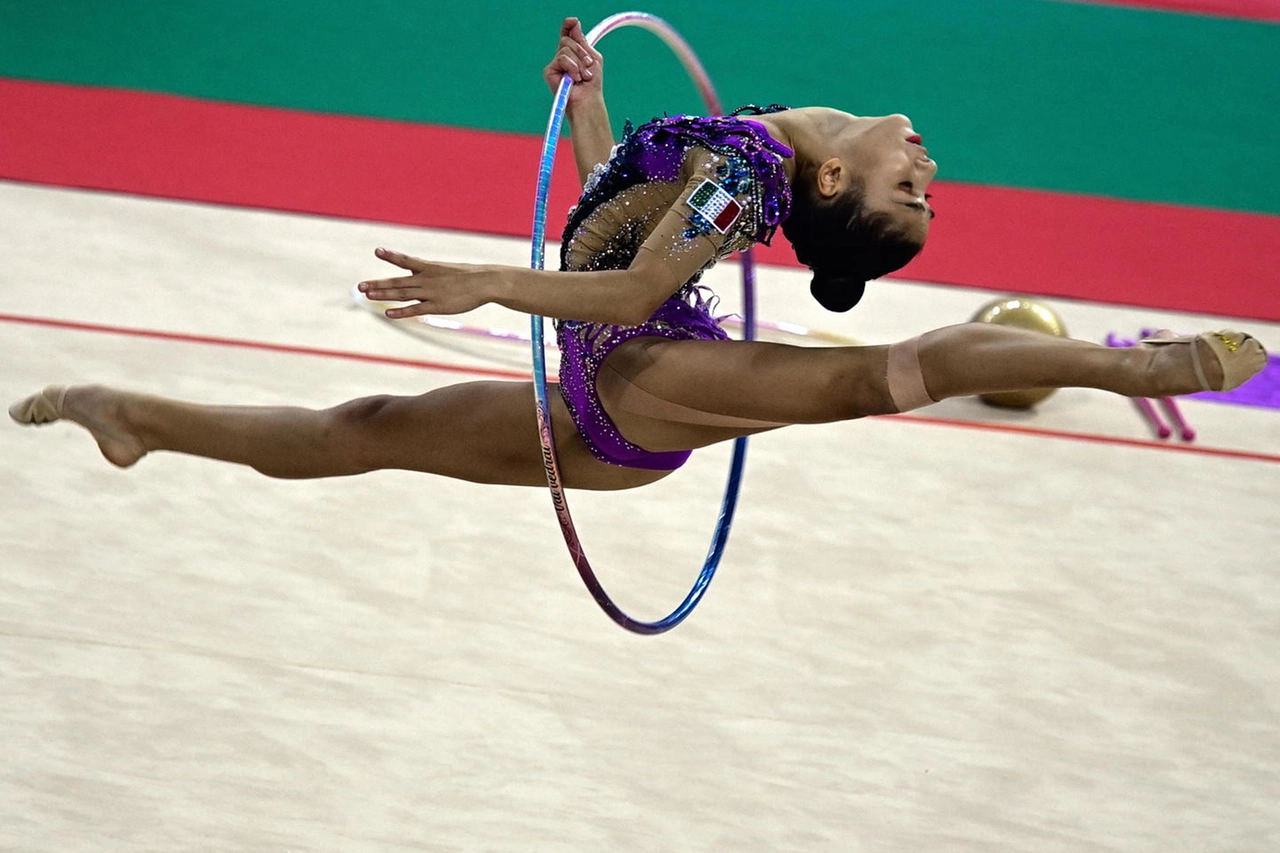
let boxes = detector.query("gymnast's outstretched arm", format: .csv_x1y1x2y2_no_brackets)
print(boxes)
544,17,614,186
359,148,753,325
357,248,674,327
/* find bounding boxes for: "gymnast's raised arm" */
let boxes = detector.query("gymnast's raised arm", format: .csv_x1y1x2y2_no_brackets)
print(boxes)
543,16,614,186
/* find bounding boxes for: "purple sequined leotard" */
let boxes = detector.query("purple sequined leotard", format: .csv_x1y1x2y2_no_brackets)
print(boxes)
556,113,794,470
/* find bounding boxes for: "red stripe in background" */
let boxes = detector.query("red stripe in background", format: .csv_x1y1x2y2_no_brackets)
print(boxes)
1061,0,1280,22
3,79,1278,321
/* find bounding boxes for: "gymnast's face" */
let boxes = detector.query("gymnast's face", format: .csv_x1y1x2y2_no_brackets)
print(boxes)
822,113,937,243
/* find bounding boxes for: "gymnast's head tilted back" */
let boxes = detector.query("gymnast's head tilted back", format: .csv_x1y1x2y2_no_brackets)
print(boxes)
780,112,937,312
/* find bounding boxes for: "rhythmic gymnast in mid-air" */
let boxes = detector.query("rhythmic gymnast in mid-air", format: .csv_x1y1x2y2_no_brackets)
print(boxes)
9,17,1267,492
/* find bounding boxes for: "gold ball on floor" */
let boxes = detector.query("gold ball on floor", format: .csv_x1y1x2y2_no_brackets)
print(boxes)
970,296,1068,408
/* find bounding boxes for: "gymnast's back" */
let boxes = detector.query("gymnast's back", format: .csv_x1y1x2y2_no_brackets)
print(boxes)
558,114,794,287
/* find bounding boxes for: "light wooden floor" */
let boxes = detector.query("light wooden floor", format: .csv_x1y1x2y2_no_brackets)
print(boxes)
2,181,1277,852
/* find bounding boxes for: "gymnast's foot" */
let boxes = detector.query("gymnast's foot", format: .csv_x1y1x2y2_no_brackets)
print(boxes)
1143,331,1267,396
9,385,149,467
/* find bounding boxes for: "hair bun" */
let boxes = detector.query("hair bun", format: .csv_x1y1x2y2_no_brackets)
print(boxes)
809,273,866,312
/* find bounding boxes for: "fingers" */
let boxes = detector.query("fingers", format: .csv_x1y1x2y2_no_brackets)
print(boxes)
357,281,416,302
554,51,587,83
565,20,598,67
357,259,485,319
382,302,431,320
358,247,425,300
561,16,590,49
548,16,598,85
554,44,595,82
373,246,424,272
357,280,450,320
565,16,590,50
568,38,596,72
359,250,463,317
358,283,434,319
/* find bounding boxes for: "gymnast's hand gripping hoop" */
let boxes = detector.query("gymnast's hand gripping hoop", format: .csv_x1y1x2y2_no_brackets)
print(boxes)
529,12,754,634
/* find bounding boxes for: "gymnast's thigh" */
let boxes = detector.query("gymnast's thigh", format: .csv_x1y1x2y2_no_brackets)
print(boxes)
597,337,896,451
546,390,674,490
373,380,668,491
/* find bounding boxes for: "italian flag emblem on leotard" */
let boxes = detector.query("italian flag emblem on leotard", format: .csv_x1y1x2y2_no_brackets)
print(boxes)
687,179,743,234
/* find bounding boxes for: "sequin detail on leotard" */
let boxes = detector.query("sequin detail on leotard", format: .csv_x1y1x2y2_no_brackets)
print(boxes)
557,113,793,471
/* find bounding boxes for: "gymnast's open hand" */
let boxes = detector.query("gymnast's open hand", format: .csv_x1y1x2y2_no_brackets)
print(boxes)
358,248,496,319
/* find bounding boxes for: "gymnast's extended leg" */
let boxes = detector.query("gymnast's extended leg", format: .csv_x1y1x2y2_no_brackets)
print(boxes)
909,323,1261,402
8,382,666,491
596,322,1266,452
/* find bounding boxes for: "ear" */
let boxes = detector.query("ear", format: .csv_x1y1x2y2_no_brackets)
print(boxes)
816,158,845,199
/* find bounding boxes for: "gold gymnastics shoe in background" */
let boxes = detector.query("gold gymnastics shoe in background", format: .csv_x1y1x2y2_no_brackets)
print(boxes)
8,386,68,425
1140,331,1267,393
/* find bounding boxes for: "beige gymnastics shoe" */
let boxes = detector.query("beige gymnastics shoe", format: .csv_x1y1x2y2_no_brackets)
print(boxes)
8,386,69,425
1140,331,1267,393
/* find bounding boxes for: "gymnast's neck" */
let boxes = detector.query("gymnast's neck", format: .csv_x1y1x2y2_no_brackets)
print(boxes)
751,107,860,180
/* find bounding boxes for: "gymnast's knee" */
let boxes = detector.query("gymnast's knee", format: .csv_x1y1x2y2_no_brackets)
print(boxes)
882,336,939,413
322,395,398,472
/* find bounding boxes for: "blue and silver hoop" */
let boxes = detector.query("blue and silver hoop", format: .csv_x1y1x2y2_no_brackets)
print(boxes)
530,12,754,634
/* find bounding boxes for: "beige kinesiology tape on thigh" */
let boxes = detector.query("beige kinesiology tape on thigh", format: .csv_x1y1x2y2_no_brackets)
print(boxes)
885,336,937,413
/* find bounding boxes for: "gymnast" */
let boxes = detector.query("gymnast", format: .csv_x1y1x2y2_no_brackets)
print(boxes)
8,17,1267,492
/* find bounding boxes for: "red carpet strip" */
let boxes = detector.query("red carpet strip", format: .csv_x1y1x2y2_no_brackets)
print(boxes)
2,79,1277,321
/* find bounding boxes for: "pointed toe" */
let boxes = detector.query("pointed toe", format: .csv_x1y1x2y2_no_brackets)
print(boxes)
8,386,68,425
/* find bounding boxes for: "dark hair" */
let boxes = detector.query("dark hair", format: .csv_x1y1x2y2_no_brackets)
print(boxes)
781,171,924,312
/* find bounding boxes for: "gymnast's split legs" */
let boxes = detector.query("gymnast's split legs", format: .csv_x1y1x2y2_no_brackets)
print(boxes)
9,322,1265,488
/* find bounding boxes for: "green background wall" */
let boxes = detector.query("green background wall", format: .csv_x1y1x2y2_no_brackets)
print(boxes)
2,0,1277,213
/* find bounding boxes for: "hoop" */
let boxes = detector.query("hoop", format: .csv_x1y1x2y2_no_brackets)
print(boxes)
530,12,752,634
